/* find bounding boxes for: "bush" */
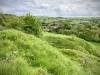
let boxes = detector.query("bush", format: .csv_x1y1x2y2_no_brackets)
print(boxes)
0,13,43,37
23,13,43,37
0,13,6,26
78,31,93,41
94,34,99,42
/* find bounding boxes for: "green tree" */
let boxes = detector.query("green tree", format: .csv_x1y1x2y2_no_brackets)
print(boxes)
23,13,43,37
10,16,24,30
77,25,85,32
0,13,6,26
61,22,72,30
98,23,100,28
94,34,99,42
6,13,43,37
78,31,93,41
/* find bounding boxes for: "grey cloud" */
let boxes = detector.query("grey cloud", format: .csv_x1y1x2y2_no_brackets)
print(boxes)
0,0,13,7
0,0,100,17
90,0,100,2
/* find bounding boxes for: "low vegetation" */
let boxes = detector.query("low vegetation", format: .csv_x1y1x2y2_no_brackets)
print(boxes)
0,13,43,37
43,32,100,75
40,16,100,42
0,13,100,75
0,30,100,75
0,30,87,75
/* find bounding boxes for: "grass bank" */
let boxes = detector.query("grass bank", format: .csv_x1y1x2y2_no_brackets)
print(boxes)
0,30,100,75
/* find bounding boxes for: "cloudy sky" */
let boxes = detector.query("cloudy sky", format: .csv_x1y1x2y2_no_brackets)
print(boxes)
0,0,100,17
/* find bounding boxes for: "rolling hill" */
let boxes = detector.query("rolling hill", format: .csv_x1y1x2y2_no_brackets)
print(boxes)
0,30,100,75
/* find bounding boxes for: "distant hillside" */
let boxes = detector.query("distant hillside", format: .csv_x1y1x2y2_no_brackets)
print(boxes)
0,30,100,75
4,14,17,16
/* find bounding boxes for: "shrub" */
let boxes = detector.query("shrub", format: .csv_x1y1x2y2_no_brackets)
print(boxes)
1,13,43,37
94,34,99,42
78,31,93,41
23,13,43,37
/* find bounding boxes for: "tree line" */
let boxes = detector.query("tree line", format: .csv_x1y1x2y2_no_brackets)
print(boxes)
0,13,43,37
1,12,100,42
41,17,100,42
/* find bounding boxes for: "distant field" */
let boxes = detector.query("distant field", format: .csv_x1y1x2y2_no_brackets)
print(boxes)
39,17,66,23
38,16,100,25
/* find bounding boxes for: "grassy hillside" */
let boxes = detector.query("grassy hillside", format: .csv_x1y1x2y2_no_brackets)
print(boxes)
90,42,100,52
43,32,100,75
43,32,100,57
0,30,100,75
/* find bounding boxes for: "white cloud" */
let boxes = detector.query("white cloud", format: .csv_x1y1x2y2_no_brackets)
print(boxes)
0,0,100,17
40,3,50,8
0,7,10,13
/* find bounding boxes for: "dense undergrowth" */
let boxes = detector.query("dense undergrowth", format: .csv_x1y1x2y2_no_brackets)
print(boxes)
0,30,100,75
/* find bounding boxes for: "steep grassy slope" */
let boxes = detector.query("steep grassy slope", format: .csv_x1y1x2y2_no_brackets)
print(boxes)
43,32,100,56
0,30,89,75
43,32,100,75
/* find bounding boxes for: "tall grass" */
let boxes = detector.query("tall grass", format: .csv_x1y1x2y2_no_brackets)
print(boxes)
0,30,88,75
43,32,100,57
0,57,50,75
0,30,100,75
43,32,100,75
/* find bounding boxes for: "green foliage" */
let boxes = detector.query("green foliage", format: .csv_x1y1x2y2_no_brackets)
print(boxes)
0,13,6,26
40,16,100,42
90,42,100,52
10,16,24,30
43,32,100,75
0,57,50,75
61,22,72,30
44,32,100,56
0,26,6,31
0,30,100,75
77,25,85,32
60,49,78,58
78,31,93,41
0,13,43,37
0,14,100,75
0,30,89,75
94,34,99,42
98,23,100,28
23,13,43,37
